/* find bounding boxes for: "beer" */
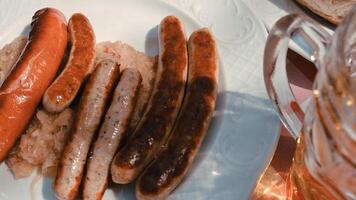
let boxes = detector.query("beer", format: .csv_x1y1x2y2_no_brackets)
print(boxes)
288,67,356,199
263,6,356,200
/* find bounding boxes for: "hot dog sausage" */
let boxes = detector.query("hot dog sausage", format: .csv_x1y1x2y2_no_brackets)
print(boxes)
54,59,120,200
136,28,218,200
83,68,142,200
43,13,95,112
0,8,68,162
110,16,188,184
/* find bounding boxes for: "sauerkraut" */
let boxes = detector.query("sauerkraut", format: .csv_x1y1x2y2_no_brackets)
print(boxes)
6,108,74,178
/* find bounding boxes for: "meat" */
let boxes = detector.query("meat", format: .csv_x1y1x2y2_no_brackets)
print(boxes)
43,13,95,112
95,41,158,136
110,15,188,184
0,8,68,162
83,68,142,200
54,59,120,200
136,28,218,200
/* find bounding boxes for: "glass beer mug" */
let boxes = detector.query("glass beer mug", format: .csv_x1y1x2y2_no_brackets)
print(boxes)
264,7,356,200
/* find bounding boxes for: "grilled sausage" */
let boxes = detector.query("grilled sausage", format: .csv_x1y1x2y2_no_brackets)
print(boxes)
136,28,218,200
110,16,188,184
43,13,95,112
54,59,120,200
83,68,142,200
0,8,68,162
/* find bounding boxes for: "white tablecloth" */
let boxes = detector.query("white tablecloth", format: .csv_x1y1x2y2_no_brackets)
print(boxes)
241,0,333,30
241,0,334,60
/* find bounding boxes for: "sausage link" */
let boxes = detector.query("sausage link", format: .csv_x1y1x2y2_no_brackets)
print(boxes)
136,28,218,200
83,68,142,200
43,13,95,112
54,59,120,200
110,16,188,184
0,8,68,162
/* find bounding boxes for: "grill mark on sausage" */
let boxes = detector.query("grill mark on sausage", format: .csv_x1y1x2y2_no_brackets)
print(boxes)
138,77,216,194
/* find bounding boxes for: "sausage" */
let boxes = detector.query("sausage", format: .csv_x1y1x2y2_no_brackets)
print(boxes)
110,16,188,184
136,28,218,200
83,68,142,200
0,8,68,162
54,59,120,200
43,13,95,112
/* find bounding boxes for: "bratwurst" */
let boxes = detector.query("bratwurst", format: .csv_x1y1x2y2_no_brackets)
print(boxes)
43,13,95,113
54,59,120,200
83,68,142,200
136,28,218,200
111,16,188,184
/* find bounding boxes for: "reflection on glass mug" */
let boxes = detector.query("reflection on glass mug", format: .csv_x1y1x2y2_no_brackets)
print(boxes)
264,7,356,200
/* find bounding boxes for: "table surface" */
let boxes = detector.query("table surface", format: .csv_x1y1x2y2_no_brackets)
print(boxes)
241,0,334,31
241,0,335,199
242,0,334,60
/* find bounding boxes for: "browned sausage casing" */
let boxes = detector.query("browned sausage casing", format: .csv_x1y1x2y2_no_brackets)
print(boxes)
136,28,218,200
54,59,120,200
43,13,95,112
0,8,68,162
110,16,188,184
83,68,142,200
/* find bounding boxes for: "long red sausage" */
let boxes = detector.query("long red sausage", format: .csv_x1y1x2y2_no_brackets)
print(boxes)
0,8,68,162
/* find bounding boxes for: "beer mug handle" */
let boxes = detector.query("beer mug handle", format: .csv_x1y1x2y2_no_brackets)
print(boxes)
264,14,332,139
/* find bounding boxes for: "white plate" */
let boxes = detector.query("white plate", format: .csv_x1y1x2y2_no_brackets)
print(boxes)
0,0,280,199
